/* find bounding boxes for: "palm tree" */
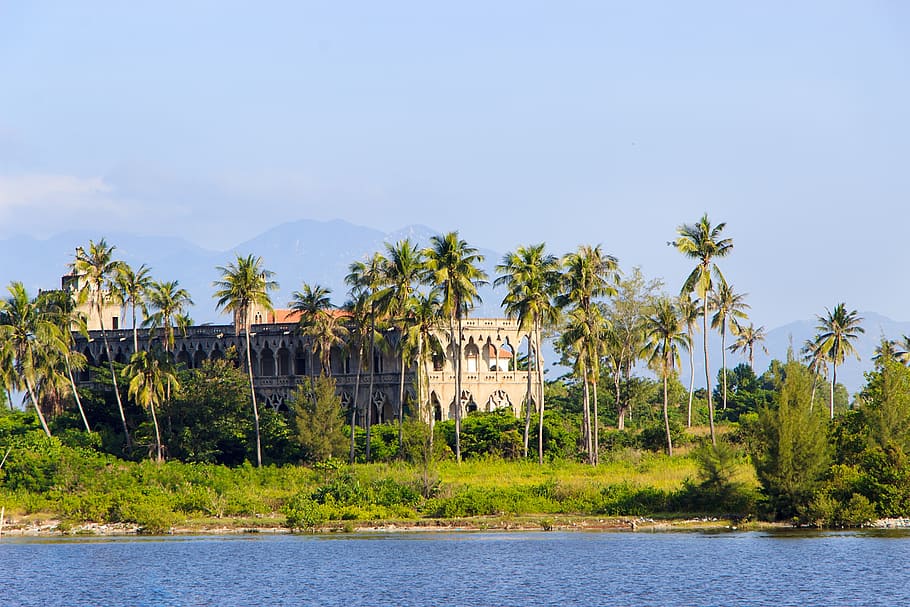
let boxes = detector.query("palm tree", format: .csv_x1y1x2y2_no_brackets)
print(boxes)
559,307,597,463
290,282,334,378
642,297,688,456
729,321,768,372
343,291,372,463
558,245,618,462
71,239,131,446
145,280,194,355
896,335,910,366
213,254,278,467
0,337,16,411
813,303,864,419
346,253,389,462
36,290,92,433
123,349,179,462
710,281,749,411
422,232,488,463
400,290,444,428
672,214,733,445
801,338,827,411
380,239,425,455
114,263,152,353
0,282,64,436
678,295,700,427
495,243,561,464
872,336,899,367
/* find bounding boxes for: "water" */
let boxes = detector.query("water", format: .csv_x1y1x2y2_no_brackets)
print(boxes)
2,530,909,606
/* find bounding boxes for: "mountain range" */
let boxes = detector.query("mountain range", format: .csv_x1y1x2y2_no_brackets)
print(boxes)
2,218,906,394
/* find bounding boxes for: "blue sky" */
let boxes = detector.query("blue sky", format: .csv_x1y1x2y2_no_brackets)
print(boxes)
1,1,909,328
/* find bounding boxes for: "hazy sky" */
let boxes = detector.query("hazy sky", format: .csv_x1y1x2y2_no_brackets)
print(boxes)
2,1,909,328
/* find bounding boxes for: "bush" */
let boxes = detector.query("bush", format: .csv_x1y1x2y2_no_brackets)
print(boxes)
284,492,328,531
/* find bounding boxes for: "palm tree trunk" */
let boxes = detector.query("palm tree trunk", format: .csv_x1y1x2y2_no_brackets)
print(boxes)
592,373,600,466
614,369,623,431
366,315,376,462
132,302,139,354
748,344,754,372
687,340,695,428
149,402,163,462
703,297,716,445
453,314,462,464
397,344,406,459
830,362,837,420
663,371,673,456
721,323,728,411
349,343,363,464
100,317,131,448
5,388,13,411
64,355,91,433
245,328,262,468
582,368,592,464
523,334,532,458
535,320,546,466
24,376,51,437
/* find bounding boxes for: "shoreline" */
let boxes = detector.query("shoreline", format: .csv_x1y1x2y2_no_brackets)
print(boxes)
0,514,786,538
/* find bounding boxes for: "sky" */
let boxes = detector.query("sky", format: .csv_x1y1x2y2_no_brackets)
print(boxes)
2,1,909,329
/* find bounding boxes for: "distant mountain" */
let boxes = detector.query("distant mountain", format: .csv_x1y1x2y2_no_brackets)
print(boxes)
2,219,905,394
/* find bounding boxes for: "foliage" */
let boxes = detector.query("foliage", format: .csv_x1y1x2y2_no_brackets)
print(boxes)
290,376,348,463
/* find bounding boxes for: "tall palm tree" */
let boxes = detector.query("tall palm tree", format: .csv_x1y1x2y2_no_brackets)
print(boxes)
642,297,688,456
290,282,334,378
381,239,425,454
213,254,278,468
559,307,597,463
145,280,194,355
496,243,561,464
400,290,443,428
71,239,131,446
813,303,864,420
801,338,827,411
558,245,618,462
672,214,733,445
343,291,372,463
124,349,179,462
729,321,768,372
710,281,750,411
36,290,92,433
114,263,152,353
422,232,488,463
346,253,389,462
872,337,899,367
678,295,700,427
0,337,16,411
0,282,64,436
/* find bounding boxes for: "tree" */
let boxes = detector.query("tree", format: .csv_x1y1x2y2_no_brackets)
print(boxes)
114,263,152,353
642,297,687,455
495,243,561,464
290,376,348,462
380,239,425,455
290,282,334,378
422,232,487,463
678,294,700,427
213,254,278,467
710,281,750,411
71,239,131,446
400,290,444,428
559,245,618,463
144,280,194,355
346,253,389,462
729,321,768,372
753,358,831,519
0,282,63,436
290,283,346,377
672,214,733,445
813,303,864,420
124,349,179,462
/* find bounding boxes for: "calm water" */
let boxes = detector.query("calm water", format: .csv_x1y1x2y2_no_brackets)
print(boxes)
2,530,909,606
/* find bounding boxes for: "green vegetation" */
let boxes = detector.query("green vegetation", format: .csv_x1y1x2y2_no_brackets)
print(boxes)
5,218,910,532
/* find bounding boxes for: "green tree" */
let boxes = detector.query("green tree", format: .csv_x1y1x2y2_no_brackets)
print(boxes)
114,263,152,353
495,243,561,464
290,376,348,462
123,349,179,462
642,297,688,455
754,358,831,519
144,280,194,355
729,321,768,372
0,282,66,436
673,214,733,445
213,254,278,467
71,239,131,446
422,232,488,463
710,281,750,411
678,294,701,427
289,282,334,378
813,303,864,420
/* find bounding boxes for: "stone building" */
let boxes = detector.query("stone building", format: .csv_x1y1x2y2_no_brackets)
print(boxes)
71,301,537,425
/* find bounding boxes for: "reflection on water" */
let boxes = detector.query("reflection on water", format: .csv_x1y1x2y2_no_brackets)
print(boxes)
2,531,909,606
